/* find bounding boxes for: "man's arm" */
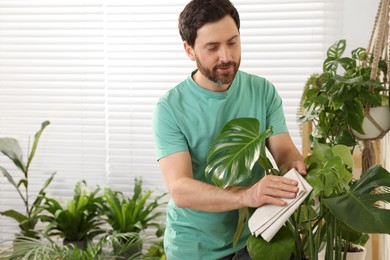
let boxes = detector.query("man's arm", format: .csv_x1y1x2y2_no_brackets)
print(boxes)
266,132,306,175
159,150,299,212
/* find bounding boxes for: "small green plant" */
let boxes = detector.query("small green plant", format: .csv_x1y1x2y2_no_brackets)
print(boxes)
299,39,388,147
0,121,55,238
103,177,167,257
103,177,166,236
41,180,106,248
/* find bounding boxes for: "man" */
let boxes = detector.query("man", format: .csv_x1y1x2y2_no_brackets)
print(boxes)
152,0,306,259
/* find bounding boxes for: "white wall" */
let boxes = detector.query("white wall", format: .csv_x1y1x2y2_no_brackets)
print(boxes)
342,0,380,53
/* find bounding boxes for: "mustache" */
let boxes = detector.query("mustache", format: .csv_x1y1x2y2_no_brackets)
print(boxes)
215,62,235,69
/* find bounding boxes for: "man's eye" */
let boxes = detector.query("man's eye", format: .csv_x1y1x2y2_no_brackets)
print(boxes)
207,47,217,51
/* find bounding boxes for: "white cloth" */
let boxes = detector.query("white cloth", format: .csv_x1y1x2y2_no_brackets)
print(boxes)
248,168,313,242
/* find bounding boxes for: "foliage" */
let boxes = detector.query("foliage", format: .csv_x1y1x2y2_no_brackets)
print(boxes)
103,177,167,237
205,118,275,246
102,177,166,258
1,232,144,260
41,180,106,247
1,122,167,259
206,117,390,260
247,225,294,260
299,39,388,147
0,121,55,238
143,239,167,260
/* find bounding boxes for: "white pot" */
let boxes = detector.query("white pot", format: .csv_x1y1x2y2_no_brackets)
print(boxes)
318,245,367,260
352,106,390,140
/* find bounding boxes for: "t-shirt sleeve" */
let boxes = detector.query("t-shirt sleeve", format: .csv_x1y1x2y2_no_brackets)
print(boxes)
152,100,189,160
265,80,288,135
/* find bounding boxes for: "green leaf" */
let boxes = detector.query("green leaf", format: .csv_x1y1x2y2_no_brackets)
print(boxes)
327,39,346,59
344,99,364,134
233,207,249,246
305,139,332,167
17,178,28,189
31,172,56,214
351,47,366,61
205,118,272,188
247,225,294,260
335,130,356,147
330,145,354,169
323,58,338,74
0,209,27,224
0,165,26,201
338,57,355,71
133,176,142,202
306,164,339,195
0,137,27,173
27,120,50,169
323,165,390,234
323,40,346,73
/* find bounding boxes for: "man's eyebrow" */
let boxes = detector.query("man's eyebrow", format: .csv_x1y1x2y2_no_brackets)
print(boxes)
204,35,239,46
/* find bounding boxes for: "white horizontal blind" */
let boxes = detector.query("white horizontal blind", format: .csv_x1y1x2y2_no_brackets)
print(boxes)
0,0,342,243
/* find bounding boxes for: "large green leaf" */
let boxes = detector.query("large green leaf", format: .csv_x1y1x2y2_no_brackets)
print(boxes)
323,165,390,234
0,137,26,173
247,225,294,260
205,118,272,188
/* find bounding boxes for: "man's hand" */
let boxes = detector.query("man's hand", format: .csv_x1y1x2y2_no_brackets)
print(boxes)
244,175,299,208
290,160,307,176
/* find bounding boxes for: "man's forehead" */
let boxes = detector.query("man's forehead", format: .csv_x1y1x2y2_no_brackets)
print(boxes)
195,17,239,45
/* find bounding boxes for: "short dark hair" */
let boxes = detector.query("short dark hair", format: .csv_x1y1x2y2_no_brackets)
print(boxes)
178,0,240,47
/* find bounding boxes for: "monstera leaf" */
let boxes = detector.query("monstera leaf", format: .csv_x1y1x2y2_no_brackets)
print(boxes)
205,118,272,189
323,164,390,234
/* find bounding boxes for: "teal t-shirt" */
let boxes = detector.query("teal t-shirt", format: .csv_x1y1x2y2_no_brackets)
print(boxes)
152,70,288,259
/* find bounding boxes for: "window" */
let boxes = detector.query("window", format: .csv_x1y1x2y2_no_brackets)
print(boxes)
0,0,342,242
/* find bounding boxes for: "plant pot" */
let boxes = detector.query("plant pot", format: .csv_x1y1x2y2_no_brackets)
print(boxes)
352,106,390,140
113,240,143,258
318,244,366,260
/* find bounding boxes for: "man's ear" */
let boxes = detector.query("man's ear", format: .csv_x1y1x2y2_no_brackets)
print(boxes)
183,41,196,61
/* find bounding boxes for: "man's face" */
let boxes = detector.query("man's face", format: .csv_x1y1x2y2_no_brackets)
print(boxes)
185,15,241,90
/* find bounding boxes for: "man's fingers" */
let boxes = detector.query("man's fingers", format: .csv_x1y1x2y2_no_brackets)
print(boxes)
262,196,288,206
263,187,297,199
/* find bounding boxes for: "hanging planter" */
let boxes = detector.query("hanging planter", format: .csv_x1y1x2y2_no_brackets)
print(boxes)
352,106,390,140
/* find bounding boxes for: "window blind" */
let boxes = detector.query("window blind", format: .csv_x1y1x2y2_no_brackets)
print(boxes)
0,0,342,243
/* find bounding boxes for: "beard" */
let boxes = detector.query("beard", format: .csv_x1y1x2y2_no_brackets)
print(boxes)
195,57,241,85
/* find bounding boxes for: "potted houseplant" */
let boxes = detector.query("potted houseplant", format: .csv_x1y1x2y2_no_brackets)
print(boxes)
0,121,55,239
205,117,390,260
102,176,167,258
299,39,389,147
0,231,143,259
40,180,106,249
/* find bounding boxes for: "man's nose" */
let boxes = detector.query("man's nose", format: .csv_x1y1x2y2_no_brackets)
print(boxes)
218,45,231,63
